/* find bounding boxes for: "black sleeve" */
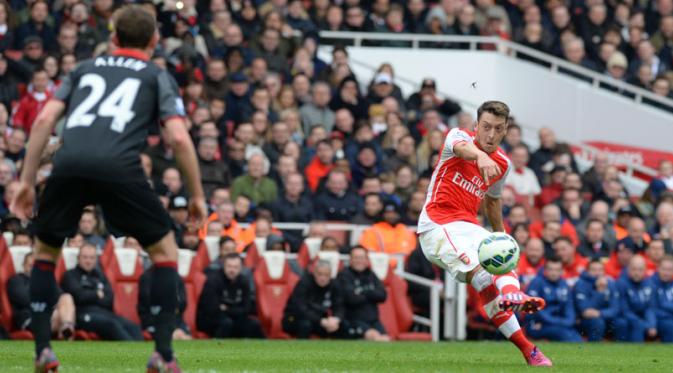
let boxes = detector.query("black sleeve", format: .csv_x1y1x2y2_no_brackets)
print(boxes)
196,275,221,331
6,275,29,309
288,277,322,322
364,274,387,304
98,272,114,310
224,279,251,318
331,284,345,320
137,272,152,329
53,68,75,103
437,99,462,118
337,271,368,307
157,69,186,122
405,249,431,306
61,270,99,307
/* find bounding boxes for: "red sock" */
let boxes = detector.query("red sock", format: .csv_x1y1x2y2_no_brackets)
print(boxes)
509,329,535,356
494,271,520,295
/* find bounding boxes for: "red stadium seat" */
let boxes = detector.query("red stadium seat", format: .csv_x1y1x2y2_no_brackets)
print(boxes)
192,236,220,272
306,251,343,278
296,237,322,268
0,233,10,261
243,237,268,270
98,237,116,269
55,247,80,283
370,253,432,341
254,251,299,339
105,248,144,326
0,246,34,339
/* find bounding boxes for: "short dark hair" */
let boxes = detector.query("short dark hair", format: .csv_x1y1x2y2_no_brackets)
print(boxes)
586,218,604,229
588,258,603,267
553,236,573,246
545,256,562,267
113,5,156,49
477,101,510,121
223,252,241,264
219,235,235,247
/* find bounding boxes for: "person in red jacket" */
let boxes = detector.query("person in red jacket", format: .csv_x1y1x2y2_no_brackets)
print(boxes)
553,236,588,287
605,244,635,279
304,139,334,192
12,68,51,136
518,238,546,289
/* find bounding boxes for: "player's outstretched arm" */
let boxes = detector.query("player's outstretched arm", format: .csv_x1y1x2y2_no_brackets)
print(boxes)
164,117,207,225
483,195,505,232
453,142,500,185
11,100,65,220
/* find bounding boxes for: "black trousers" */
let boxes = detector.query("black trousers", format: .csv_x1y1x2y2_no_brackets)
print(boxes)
211,316,265,339
76,310,143,341
282,316,348,339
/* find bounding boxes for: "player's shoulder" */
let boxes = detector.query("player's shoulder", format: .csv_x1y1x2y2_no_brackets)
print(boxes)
492,147,512,170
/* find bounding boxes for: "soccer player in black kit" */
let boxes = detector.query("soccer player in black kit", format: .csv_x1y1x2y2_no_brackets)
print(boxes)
11,6,206,373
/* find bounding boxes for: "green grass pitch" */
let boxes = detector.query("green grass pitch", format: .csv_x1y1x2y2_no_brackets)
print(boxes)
1,340,672,372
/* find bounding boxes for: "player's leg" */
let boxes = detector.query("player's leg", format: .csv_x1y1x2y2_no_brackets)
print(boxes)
94,180,179,368
31,177,89,371
419,223,550,366
213,315,234,338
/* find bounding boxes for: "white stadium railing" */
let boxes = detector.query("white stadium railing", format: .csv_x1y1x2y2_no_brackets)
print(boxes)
316,31,673,113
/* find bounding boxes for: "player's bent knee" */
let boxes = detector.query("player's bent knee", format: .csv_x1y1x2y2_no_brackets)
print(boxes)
146,232,179,262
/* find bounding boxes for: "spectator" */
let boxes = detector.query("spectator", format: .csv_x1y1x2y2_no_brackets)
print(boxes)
578,219,612,260
270,172,314,251
138,266,191,341
12,68,51,135
337,246,390,341
198,136,231,198
197,254,264,338
253,28,287,74
7,253,75,340
649,160,673,201
526,258,582,342
553,236,588,286
199,202,243,243
529,204,580,252
304,139,334,193
262,121,291,166
578,200,617,248
406,243,444,315
352,192,384,225
405,78,461,122
78,209,106,252
14,1,55,51
558,188,589,226
651,256,673,342
383,135,417,173
359,200,416,256
617,217,649,254
616,256,658,342
282,260,347,339
314,170,362,221
505,144,541,199
61,244,142,341
168,195,189,248
300,81,335,135
518,238,545,289
582,153,610,198
230,153,278,206
574,259,622,341
529,127,559,183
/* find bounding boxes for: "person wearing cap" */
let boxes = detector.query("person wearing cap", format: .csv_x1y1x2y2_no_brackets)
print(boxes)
406,78,461,121
300,81,335,135
337,246,390,341
168,195,189,247
224,72,251,122
366,72,400,106
358,199,416,256
613,205,640,241
197,253,264,338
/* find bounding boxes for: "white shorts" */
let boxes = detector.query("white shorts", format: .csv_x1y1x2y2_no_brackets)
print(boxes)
418,221,491,282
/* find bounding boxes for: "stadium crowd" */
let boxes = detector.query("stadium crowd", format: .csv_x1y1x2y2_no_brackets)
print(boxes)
0,0,672,344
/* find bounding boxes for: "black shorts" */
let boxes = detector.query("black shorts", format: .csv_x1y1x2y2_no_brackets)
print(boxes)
33,177,173,248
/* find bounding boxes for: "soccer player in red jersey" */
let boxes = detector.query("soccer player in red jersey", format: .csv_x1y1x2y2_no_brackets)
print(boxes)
418,101,552,366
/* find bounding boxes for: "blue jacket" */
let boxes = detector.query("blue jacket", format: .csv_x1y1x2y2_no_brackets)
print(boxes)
526,274,576,327
616,275,657,329
573,271,620,320
650,274,673,319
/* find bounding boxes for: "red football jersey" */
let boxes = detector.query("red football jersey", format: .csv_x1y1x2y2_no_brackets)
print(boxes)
418,128,511,233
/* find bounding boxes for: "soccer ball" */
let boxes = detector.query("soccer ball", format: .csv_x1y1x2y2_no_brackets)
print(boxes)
478,232,520,275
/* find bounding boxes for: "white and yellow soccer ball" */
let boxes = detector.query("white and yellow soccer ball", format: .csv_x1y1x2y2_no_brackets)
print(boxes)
478,232,521,275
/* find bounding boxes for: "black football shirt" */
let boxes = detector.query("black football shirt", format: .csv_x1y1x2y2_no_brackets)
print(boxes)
51,49,185,182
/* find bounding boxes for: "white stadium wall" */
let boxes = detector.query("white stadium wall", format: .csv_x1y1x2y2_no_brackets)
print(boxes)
318,47,673,166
